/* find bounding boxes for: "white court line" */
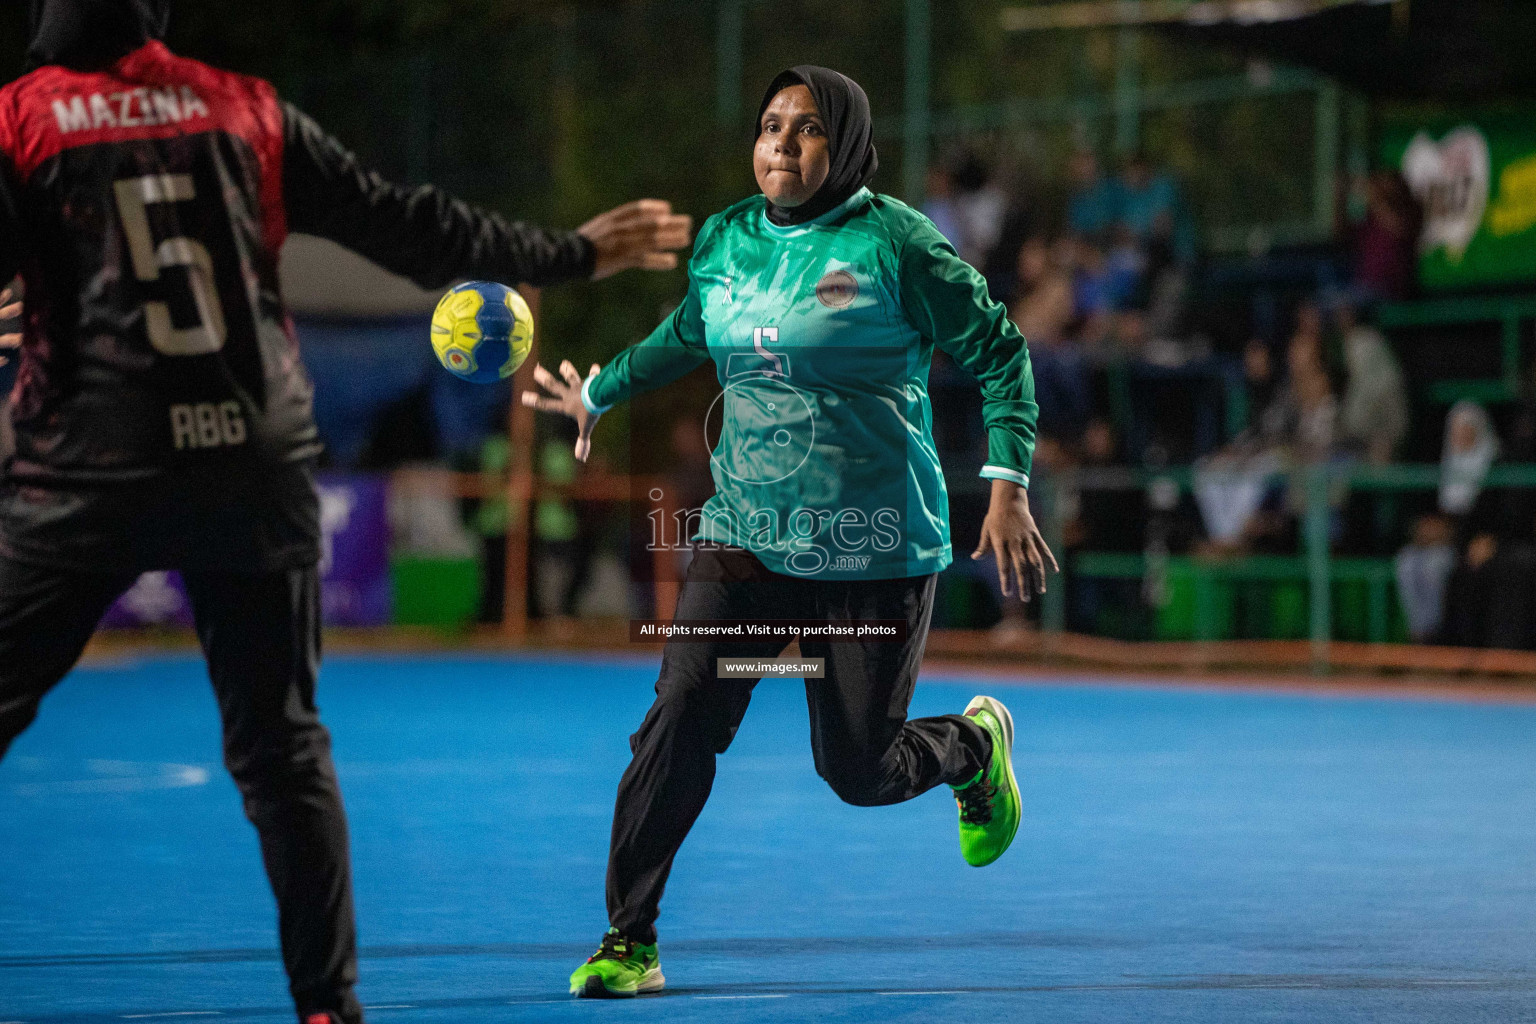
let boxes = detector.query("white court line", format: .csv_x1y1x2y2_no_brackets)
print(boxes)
878,990,966,996
362,1007,417,1011
121,1015,221,1020
693,994,789,1000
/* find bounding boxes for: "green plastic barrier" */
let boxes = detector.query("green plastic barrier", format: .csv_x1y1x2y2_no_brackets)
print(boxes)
391,555,482,628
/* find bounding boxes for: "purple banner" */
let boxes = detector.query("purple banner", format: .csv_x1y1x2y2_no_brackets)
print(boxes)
101,472,392,628
100,571,194,629
316,472,391,626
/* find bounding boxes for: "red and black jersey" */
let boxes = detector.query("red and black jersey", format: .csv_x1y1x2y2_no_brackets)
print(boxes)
0,41,593,572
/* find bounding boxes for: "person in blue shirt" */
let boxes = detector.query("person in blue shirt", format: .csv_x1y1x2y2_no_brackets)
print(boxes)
1066,149,1122,240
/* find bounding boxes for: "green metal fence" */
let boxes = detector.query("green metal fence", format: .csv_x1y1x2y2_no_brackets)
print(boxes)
1029,462,1536,672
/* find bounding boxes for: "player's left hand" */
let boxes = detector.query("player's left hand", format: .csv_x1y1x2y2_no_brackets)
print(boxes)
973,478,1058,601
521,360,603,463
577,199,693,281
0,285,21,366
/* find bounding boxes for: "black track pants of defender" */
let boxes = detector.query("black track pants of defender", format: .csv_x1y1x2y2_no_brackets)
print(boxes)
0,558,363,1024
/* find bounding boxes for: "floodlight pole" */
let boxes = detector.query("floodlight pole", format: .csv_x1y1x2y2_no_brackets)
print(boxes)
903,0,931,206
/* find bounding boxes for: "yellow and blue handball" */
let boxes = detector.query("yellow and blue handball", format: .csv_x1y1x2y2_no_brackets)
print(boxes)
430,281,534,383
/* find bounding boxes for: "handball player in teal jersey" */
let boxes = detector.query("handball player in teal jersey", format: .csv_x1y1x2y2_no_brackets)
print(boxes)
523,66,1055,997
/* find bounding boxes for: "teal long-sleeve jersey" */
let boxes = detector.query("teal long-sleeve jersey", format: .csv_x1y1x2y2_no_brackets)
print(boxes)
583,188,1038,580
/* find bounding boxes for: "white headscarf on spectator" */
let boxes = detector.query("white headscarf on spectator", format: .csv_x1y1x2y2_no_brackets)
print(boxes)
1439,401,1500,516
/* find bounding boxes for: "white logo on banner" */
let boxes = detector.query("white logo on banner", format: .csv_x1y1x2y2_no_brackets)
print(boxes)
1402,125,1491,260
119,571,185,624
318,484,356,576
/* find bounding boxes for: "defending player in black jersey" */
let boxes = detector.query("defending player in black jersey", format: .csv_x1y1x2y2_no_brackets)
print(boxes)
0,3,691,1022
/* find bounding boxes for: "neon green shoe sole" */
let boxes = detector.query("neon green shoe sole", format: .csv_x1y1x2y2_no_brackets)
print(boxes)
954,694,1021,867
568,929,665,998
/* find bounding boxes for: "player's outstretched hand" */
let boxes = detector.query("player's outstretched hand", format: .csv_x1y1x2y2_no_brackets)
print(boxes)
0,285,21,366
578,199,693,281
972,478,1059,601
521,360,602,463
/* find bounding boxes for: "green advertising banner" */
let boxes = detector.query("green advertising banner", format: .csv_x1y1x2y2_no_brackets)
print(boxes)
1381,111,1536,292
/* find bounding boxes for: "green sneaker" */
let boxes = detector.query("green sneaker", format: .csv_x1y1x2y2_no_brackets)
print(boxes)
568,928,665,998
952,695,1021,867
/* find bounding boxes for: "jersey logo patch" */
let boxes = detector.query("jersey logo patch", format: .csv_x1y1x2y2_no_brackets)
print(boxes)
815,269,859,309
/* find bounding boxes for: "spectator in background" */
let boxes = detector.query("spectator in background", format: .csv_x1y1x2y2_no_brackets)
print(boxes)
1241,337,1280,431
920,164,964,251
1291,355,1338,468
1438,401,1499,519
1193,307,1334,550
1336,302,1409,465
1066,149,1120,240
1435,529,1536,649
1395,513,1456,643
948,152,1007,268
1013,235,1055,301
1071,236,1114,322
1429,402,1536,649
1011,238,1091,445
1103,223,1147,310
1117,151,1193,263
1350,169,1421,303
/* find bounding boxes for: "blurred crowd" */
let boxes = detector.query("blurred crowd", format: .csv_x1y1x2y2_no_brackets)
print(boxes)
914,146,1536,650
922,150,1420,480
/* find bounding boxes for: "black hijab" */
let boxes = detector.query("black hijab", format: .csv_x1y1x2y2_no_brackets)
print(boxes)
27,0,170,71
757,65,878,226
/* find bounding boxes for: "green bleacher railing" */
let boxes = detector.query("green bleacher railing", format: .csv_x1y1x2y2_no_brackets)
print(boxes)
1024,462,1536,674
1377,293,1536,405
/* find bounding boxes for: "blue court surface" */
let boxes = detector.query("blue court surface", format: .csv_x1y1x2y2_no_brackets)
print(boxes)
4,654,1536,1023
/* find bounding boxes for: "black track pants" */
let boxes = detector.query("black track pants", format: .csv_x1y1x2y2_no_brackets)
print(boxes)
0,556,361,1024
606,546,990,942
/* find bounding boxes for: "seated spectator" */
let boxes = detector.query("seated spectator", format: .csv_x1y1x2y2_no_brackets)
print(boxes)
1141,228,1189,339
1242,336,1280,426
1117,152,1192,262
1336,303,1409,465
1072,237,1114,321
1292,358,1338,468
1437,532,1536,650
1349,169,1421,303
949,152,1007,268
1192,316,1335,551
1066,149,1121,241
1424,402,1536,650
1104,223,1147,310
1439,401,1499,518
1011,239,1090,444
1395,513,1456,643
1013,235,1054,302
